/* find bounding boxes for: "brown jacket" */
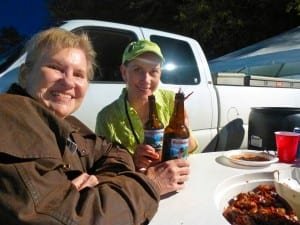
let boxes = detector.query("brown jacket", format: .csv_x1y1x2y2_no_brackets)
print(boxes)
0,84,160,225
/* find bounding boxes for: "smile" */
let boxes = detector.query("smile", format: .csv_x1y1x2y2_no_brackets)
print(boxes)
52,92,73,100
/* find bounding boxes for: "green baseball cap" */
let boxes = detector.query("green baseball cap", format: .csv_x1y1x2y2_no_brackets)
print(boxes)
122,40,164,64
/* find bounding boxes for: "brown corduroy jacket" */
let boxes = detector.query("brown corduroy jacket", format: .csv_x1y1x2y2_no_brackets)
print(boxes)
0,84,160,225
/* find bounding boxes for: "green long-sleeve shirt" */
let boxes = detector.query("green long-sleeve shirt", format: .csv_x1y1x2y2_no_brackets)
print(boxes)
96,88,175,154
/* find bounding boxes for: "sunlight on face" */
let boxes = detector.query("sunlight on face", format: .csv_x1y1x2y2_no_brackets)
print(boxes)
24,48,89,118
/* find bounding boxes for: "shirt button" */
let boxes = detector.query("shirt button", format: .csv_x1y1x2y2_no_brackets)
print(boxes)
81,149,86,154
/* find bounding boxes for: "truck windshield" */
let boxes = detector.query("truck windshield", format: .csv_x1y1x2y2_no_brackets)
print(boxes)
0,42,25,74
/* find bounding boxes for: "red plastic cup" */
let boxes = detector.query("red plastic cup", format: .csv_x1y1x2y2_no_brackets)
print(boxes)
275,131,300,163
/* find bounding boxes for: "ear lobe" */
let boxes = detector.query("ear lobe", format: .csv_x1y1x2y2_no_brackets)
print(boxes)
18,64,27,87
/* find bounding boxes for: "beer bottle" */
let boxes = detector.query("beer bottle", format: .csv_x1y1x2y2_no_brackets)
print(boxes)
162,91,190,161
144,95,164,161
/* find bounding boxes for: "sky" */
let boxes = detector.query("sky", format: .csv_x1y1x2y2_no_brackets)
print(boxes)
0,0,50,36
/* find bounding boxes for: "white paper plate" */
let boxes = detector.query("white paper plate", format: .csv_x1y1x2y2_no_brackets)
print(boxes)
274,168,300,218
223,149,278,167
214,171,275,211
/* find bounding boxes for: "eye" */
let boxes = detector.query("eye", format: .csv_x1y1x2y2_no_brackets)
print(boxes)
74,72,85,78
73,69,87,79
136,68,143,73
47,63,62,72
132,66,143,73
150,68,160,76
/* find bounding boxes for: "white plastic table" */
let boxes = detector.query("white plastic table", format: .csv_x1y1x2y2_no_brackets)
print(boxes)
149,151,294,225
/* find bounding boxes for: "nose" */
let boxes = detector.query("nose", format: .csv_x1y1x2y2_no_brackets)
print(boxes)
140,71,151,83
60,69,76,88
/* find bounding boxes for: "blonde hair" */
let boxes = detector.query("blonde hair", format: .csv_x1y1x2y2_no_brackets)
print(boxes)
23,27,96,80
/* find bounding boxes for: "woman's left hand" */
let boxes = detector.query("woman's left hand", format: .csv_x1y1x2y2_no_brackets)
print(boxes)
133,144,160,171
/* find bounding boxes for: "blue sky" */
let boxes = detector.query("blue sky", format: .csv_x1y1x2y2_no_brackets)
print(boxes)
0,0,50,36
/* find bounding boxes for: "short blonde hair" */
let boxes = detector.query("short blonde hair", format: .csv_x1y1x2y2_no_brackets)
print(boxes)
23,27,96,80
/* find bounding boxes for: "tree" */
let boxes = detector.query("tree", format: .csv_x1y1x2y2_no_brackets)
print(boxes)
177,0,300,58
47,0,300,59
47,0,183,31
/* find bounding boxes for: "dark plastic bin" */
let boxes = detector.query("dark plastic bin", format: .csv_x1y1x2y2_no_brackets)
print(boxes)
248,107,300,150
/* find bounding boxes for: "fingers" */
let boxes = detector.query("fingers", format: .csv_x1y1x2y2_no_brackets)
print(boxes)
134,145,160,170
82,175,99,189
164,159,190,176
71,173,90,190
146,159,190,195
136,158,152,171
173,158,190,168
135,145,159,159
71,173,99,191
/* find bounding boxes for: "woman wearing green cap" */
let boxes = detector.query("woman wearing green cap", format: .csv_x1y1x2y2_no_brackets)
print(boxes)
96,40,197,193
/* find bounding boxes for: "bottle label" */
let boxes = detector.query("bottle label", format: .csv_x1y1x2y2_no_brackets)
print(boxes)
169,138,189,159
144,129,164,151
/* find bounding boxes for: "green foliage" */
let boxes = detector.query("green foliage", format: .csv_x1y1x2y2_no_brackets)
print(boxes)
176,0,300,58
47,0,184,31
287,0,300,15
47,0,300,59
2,0,299,59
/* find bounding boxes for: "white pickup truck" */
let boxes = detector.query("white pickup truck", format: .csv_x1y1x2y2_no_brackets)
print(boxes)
1,19,300,152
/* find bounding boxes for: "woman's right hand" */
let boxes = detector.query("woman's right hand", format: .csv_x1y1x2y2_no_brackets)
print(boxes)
146,159,190,195
133,144,160,171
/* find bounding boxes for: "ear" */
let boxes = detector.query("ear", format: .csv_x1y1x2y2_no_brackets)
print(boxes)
18,64,28,87
120,64,127,82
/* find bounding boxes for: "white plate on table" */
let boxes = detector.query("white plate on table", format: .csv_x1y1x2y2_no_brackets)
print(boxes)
223,149,279,167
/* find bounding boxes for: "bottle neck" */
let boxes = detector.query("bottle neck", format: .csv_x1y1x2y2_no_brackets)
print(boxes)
148,96,158,120
172,94,185,125
144,95,164,130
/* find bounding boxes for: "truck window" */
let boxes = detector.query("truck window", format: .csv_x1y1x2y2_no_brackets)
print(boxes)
151,35,200,85
73,27,138,82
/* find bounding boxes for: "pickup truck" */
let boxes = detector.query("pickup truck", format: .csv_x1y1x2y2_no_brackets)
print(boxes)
1,19,300,152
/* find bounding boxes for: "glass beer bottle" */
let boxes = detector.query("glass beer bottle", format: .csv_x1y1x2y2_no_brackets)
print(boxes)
162,91,190,161
144,95,164,161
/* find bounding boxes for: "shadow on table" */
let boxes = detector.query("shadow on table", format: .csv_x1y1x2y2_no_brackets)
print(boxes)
215,155,270,170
